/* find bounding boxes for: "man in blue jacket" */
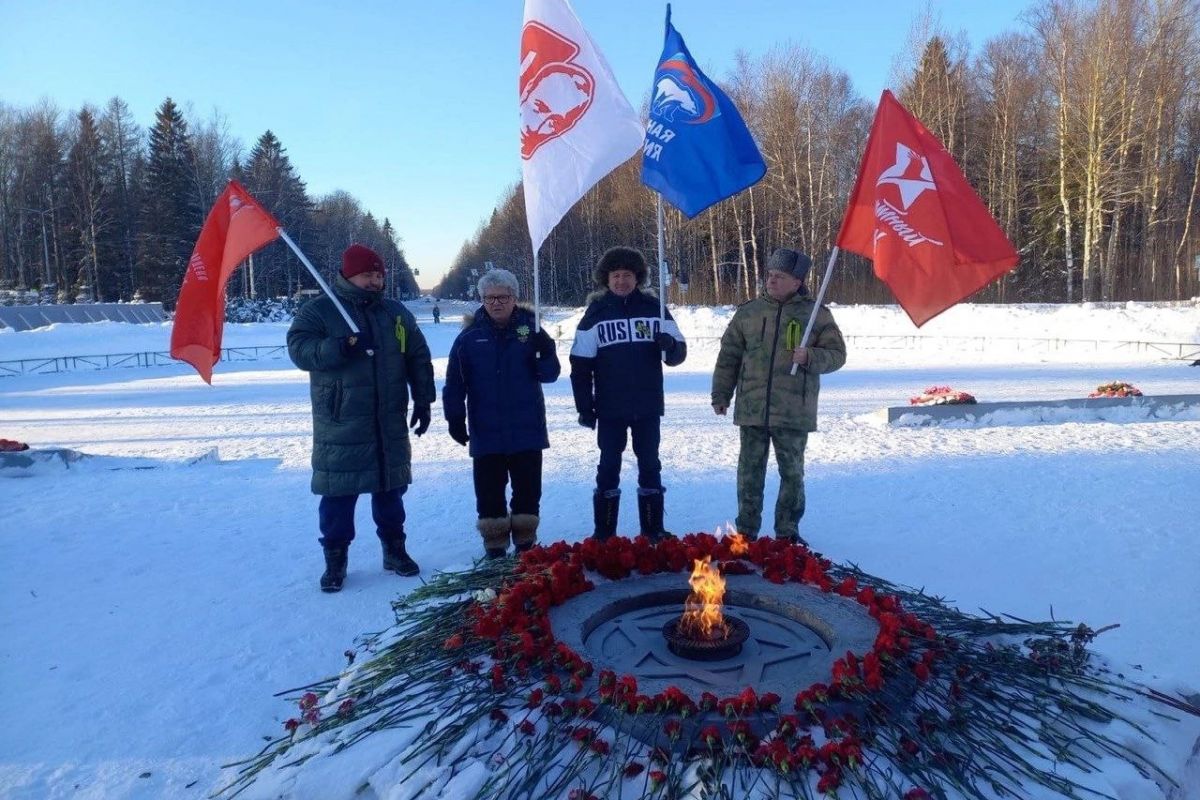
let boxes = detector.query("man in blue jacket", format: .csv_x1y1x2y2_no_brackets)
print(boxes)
570,246,687,541
443,268,560,558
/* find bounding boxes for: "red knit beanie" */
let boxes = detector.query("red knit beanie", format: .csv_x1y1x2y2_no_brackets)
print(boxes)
341,244,385,278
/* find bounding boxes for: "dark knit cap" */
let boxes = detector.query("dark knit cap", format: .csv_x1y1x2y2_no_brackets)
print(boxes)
341,243,385,278
593,246,648,288
766,248,811,279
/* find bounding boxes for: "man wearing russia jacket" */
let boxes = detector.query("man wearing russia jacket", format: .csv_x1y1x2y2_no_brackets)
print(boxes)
569,246,687,541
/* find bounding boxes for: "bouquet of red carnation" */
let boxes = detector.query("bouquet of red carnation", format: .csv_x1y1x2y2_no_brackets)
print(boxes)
908,386,977,406
1088,381,1143,398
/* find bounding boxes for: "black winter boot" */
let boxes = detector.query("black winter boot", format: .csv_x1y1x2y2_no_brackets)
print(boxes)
320,546,348,593
592,490,620,540
381,534,420,577
637,489,673,542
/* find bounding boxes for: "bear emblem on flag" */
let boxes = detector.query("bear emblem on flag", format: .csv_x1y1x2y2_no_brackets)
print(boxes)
650,57,717,124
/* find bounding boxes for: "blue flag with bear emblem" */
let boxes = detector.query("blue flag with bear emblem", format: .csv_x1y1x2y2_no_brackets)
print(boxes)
640,4,766,218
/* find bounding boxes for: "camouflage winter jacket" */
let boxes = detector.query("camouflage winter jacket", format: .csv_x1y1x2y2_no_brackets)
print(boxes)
287,275,435,496
711,291,845,431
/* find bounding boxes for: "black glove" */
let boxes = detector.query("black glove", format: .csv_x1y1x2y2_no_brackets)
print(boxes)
534,329,556,359
448,418,469,446
341,331,375,358
409,403,431,437
654,332,676,354
578,410,597,430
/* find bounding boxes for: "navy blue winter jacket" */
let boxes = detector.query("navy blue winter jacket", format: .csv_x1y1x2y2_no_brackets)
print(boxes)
443,306,560,458
569,289,687,421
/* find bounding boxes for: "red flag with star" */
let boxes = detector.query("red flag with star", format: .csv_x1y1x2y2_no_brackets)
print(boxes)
836,90,1018,326
170,180,280,383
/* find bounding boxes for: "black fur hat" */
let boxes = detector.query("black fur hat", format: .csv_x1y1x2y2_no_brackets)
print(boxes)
593,246,648,288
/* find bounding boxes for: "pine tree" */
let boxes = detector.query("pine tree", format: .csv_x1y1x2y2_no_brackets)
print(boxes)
65,107,114,300
137,97,199,306
241,130,310,297
99,97,143,300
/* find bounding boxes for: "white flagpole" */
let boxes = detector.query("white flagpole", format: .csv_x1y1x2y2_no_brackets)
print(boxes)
790,246,839,375
278,227,376,358
656,194,667,320
533,249,541,330
277,228,359,334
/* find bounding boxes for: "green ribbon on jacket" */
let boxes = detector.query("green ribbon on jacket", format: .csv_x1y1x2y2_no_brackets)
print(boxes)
785,319,802,351
394,318,407,353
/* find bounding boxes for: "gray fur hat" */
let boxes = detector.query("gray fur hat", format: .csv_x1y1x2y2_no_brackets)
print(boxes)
766,248,811,279
593,246,648,288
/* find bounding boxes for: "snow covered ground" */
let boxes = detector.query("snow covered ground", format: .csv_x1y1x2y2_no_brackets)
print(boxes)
1,301,1198,799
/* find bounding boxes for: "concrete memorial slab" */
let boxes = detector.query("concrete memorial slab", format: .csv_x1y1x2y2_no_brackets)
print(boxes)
880,393,1200,426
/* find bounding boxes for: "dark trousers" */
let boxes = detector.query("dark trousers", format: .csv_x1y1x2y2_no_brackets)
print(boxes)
595,416,662,493
318,487,407,548
473,450,543,519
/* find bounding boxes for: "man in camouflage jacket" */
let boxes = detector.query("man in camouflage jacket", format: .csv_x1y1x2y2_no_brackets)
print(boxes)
711,248,846,542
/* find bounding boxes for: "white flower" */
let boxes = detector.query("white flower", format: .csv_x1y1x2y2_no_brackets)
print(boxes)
473,588,497,604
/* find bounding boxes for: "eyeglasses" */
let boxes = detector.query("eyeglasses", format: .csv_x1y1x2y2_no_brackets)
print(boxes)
483,295,514,304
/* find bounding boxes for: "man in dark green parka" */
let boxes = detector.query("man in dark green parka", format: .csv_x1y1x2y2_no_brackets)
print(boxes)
287,244,435,592
711,248,846,543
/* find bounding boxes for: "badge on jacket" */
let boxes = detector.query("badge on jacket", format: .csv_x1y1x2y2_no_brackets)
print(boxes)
516,324,530,343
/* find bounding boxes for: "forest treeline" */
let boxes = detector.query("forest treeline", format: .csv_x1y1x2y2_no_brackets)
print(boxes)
437,0,1200,307
0,97,417,307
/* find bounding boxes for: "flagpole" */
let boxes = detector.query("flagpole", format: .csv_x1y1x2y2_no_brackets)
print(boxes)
277,227,363,339
656,194,666,320
533,250,541,330
790,246,839,375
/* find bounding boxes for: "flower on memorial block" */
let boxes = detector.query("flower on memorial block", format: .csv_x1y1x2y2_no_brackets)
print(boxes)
1089,380,1142,398
909,385,977,406
701,724,723,749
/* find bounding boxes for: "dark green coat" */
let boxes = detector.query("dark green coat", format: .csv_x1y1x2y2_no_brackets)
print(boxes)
287,276,435,496
711,291,846,431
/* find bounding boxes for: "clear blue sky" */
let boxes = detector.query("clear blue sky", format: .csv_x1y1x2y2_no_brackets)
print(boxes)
1,0,1029,288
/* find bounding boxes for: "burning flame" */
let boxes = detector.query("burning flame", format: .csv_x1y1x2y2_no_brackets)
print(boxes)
679,556,728,641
